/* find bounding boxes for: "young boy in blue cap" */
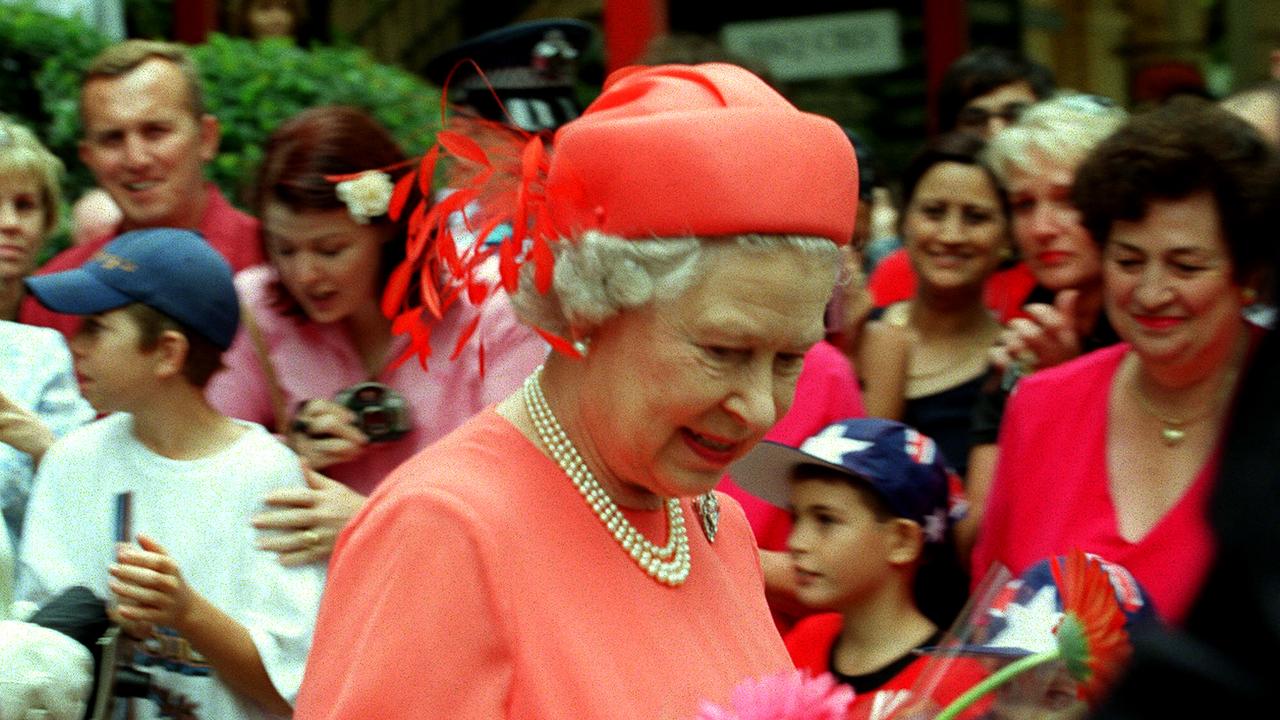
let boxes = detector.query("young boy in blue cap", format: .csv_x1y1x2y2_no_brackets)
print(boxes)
14,228,324,720
731,417,976,720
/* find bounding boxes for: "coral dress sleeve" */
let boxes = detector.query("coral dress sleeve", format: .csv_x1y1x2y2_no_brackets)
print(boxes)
293,487,512,718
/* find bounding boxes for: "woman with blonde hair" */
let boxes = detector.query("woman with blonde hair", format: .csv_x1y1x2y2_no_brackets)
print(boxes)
0,117,63,323
0,116,93,576
958,94,1128,557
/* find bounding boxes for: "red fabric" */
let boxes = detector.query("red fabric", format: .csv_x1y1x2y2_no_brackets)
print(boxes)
603,0,667,73
19,184,262,338
545,64,859,246
866,249,1037,323
785,613,988,720
866,249,916,308
971,343,1217,624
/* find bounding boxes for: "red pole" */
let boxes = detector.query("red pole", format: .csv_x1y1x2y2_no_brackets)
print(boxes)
604,0,669,74
173,0,218,44
924,0,969,135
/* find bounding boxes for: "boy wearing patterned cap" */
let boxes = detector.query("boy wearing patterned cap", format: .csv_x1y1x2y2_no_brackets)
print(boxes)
14,228,324,719
731,417,977,720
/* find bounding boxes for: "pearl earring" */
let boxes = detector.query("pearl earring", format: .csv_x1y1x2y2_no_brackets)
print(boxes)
572,338,591,357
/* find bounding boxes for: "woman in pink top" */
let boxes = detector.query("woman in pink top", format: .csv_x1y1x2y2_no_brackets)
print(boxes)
293,63,860,718
206,107,547,564
972,99,1274,623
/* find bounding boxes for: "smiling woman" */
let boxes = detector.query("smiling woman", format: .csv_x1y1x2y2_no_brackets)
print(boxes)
857,132,1009,477
293,63,858,719
972,98,1279,625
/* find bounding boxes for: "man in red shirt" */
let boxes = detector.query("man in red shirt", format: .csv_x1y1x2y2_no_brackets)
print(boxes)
21,40,263,336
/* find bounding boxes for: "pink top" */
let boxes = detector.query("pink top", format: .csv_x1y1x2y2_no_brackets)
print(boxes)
971,343,1217,624
206,265,548,495
21,184,264,338
294,409,792,719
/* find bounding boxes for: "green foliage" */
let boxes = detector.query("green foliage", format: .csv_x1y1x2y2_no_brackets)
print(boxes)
123,0,174,39
192,34,441,205
0,3,111,203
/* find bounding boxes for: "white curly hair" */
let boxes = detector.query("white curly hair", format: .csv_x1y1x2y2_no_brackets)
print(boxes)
508,231,842,338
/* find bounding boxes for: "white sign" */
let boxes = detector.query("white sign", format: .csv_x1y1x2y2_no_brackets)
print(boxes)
721,10,903,81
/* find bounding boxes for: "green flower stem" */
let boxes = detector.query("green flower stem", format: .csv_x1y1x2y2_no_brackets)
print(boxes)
934,650,1062,720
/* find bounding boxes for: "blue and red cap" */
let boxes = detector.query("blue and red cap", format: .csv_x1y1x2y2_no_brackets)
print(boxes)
933,554,1158,659
730,418,967,544
25,228,239,350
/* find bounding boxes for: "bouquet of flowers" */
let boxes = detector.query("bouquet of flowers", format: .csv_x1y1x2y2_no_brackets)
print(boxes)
893,549,1157,720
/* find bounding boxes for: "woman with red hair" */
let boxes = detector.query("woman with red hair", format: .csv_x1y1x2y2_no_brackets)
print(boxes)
207,106,547,564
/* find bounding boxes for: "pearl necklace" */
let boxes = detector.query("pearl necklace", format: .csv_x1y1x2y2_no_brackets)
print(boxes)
522,367,691,586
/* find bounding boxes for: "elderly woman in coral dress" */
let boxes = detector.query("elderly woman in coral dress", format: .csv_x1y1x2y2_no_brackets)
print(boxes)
294,63,859,718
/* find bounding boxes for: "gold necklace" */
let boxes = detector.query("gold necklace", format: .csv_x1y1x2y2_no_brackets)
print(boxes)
1130,366,1238,447
521,367,692,586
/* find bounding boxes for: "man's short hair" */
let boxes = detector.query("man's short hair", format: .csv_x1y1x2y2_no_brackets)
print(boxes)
122,303,225,388
937,47,1056,133
82,40,205,119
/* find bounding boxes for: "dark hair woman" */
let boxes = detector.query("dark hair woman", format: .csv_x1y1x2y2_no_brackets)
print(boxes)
206,106,547,565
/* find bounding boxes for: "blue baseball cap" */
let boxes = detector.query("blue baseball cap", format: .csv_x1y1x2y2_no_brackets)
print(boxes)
730,418,966,545
25,228,239,349
930,554,1158,659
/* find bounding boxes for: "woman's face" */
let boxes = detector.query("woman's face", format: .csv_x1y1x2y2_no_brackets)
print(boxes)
0,171,50,281
248,0,296,40
577,245,835,499
903,162,1008,292
263,202,386,324
1104,191,1244,376
1007,152,1102,292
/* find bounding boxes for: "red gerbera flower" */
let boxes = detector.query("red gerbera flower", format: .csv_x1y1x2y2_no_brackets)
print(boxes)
1051,549,1132,705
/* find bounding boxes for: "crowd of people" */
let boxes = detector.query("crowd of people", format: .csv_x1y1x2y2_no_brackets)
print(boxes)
1,17,1278,720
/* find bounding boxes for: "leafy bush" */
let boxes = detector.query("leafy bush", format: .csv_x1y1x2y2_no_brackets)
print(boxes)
0,3,111,202
1,6,441,254
193,34,441,205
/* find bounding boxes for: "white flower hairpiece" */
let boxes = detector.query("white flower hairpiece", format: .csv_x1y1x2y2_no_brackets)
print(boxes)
335,170,394,224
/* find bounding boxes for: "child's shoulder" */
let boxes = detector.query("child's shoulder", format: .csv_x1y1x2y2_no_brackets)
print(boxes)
216,420,303,484
42,412,133,460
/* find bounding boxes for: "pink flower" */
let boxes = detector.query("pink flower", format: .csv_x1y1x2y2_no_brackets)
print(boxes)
697,670,854,720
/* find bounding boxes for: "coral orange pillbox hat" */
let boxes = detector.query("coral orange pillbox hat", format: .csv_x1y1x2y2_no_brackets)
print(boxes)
543,63,859,246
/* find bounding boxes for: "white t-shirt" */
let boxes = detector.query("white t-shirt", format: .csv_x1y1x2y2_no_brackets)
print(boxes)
16,413,325,720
